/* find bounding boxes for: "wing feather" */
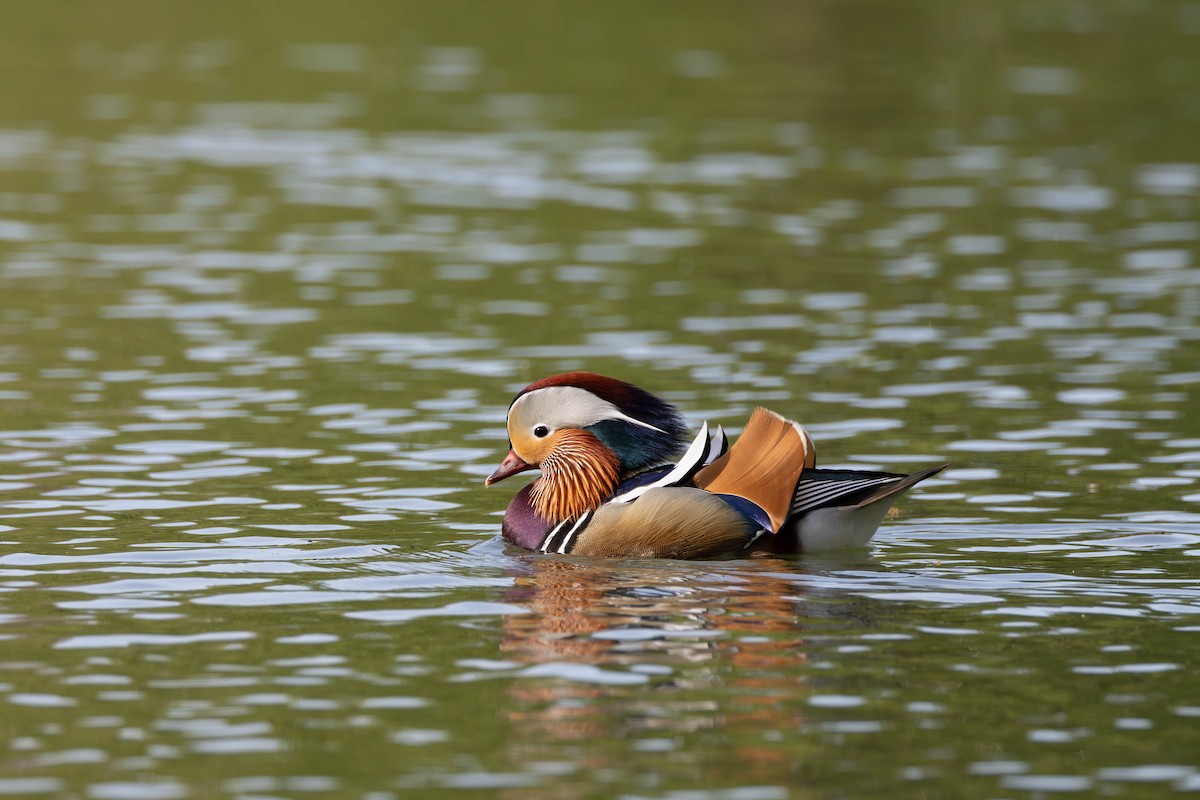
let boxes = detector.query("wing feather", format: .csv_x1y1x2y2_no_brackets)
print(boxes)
693,408,811,532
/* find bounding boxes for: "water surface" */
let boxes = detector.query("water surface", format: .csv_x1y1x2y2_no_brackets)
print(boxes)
1,2,1199,798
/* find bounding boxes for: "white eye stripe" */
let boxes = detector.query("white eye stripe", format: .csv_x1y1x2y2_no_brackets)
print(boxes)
508,386,666,435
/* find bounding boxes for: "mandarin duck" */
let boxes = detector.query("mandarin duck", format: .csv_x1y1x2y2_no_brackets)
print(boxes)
486,372,946,558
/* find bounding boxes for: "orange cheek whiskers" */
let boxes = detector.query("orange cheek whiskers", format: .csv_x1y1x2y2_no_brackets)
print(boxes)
528,430,620,523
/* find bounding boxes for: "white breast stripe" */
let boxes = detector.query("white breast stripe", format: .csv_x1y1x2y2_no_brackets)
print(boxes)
556,511,593,554
610,421,710,505
791,475,902,514
539,519,571,552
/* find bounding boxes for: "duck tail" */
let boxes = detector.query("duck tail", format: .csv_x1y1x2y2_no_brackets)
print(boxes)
693,408,814,532
848,463,948,508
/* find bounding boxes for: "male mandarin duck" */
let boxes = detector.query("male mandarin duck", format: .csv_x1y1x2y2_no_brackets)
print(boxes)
486,372,946,558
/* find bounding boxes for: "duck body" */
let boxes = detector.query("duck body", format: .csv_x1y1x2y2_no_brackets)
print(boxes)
488,372,946,558
503,482,756,559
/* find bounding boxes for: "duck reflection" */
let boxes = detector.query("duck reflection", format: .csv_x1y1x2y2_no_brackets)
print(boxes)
492,552,883,793
497,553,880,746
501,555,806,667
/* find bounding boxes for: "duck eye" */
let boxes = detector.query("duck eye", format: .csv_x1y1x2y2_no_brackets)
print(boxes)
533,425,550,438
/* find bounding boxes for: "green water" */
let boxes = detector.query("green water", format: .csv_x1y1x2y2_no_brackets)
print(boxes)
1,2,1199,798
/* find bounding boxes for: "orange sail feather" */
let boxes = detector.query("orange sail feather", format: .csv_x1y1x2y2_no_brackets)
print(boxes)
693,408,813,532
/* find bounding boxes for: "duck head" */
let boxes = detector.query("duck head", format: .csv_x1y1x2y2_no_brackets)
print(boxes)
485,372,689,522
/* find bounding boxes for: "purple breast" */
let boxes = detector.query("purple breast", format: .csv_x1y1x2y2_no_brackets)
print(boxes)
501,483,553,550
